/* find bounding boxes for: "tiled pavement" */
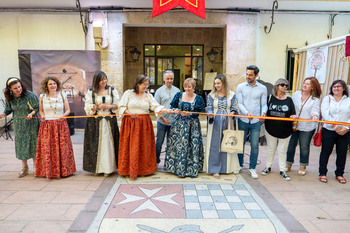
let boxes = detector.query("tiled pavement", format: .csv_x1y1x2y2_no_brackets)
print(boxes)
0,131,349,233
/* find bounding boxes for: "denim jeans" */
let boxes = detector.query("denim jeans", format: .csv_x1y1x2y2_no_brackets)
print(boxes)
286,129,315,167
319,128,350,176
155,121,171,164
238,119,262,169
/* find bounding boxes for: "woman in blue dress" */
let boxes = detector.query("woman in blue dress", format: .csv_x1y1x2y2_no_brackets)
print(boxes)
164,78,205,178
204,74,241,179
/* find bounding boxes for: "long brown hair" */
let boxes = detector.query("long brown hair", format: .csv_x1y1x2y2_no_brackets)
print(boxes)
304,77,321,98
3,77,28,102
92,71,109,92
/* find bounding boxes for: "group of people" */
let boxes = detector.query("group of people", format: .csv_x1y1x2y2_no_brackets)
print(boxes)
1,66,349,183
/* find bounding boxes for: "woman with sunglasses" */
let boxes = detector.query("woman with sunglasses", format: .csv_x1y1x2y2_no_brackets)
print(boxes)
286,77,321,176
261,79,296,181
319,80,350,184
0,78,40,178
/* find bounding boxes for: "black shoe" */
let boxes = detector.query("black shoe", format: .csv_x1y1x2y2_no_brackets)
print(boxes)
261,167,271,175
280,171,291,181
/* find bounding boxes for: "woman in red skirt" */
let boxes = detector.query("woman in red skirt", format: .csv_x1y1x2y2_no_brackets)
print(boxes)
118,75,167,179
35,77,76,179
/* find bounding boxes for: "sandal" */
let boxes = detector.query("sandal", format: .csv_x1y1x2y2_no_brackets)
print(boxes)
213,173,220,179
286,164,292,172
319,175,327,183
336,176,346,184
298,167,306,176
18,165,29,178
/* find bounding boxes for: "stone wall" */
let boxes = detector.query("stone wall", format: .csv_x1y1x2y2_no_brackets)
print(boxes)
89,11,257,94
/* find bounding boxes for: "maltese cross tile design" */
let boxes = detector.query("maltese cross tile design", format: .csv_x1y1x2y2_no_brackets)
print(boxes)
105,184,185,218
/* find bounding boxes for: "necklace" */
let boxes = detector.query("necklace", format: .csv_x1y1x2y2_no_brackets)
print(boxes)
277,94,285,100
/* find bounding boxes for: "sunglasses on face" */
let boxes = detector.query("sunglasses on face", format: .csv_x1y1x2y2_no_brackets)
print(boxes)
279,84,289,88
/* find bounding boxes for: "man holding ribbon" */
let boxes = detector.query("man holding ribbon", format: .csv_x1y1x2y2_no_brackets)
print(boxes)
236,65,267,179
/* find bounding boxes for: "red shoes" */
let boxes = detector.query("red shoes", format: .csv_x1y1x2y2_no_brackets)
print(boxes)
336,176,347,184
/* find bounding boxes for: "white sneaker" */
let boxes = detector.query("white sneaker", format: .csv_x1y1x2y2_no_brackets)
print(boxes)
248,169,258,179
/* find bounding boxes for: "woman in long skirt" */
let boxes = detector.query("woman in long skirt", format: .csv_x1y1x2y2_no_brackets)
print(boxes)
0,77,40,178
35,77,76,179
164,78,205,178
204,74,241,179
83,71,119,176
118,75,166,179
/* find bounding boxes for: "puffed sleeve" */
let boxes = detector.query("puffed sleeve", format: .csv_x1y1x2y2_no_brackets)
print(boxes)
119,90,131,115
170,92,181,109
27,91,39,113
147,93,166,117
206,94,214,114
111,88,120,114
191,95,205,118
310,98,320,118
84,90,96,116
3,101,13,116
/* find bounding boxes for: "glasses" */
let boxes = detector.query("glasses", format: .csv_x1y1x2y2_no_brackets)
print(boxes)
332,85,343,89
279,84,289,88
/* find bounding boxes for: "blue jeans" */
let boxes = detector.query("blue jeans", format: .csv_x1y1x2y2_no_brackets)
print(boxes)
238,119,262,169
319,128,350,176
286,129,315,167
156,121,171,164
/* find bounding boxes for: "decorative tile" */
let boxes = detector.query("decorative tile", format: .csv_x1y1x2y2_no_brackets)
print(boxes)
212,196,227,203
185,203,200,210
217,210,236,219
207,184,221,190
249,210,268,219
200,202,215,210
186,210,202,219
220,184,234,190
233,210,251,219
198,196,213,203
244,203,261,210
226,196,241,202
195,184,208,190
184,190,197,196
209,190,224,196
202,210,219,219
214,202,231,210
105,184,185,219
197,190,210,196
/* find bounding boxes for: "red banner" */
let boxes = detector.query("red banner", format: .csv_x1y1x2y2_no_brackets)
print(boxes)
346,36,350,57
152,0,206,19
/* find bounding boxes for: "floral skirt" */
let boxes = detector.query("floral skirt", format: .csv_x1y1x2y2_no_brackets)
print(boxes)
35,119,76,179
118,115,157,178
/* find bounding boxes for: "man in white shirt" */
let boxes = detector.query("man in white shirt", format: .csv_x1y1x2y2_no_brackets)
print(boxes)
236,65,267,179
154,70,180,165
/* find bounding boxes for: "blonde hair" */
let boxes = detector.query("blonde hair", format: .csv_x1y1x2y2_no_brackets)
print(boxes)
210,74,230,98
183,78,196,89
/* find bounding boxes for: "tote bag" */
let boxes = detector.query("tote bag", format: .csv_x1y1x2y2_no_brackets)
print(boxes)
221,119,244,154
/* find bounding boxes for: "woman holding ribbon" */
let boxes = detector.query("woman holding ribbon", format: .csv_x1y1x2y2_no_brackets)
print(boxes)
204,74,240,178
35,77,76,179
319,80,350,184
83,71,119,176
118,75,166,179
286,77,321,176
0,77,40,178
261,78,296,181
164,78,205,178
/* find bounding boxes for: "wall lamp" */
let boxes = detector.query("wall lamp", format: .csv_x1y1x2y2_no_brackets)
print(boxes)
125,46,141,62
207,47,223,63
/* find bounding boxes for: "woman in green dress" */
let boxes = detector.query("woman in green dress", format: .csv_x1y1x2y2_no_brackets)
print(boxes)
0,77,40,178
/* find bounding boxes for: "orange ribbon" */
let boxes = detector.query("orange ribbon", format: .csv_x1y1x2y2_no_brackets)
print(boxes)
22,111,350,126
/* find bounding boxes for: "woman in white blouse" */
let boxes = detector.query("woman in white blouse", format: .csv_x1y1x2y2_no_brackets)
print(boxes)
36,77,76,179
118,75,167,179
83,71,119,176
319,80,350,184
286,77,321,175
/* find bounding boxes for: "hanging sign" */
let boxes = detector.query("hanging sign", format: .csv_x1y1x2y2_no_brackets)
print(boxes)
152,0,206,19
305,47,328,84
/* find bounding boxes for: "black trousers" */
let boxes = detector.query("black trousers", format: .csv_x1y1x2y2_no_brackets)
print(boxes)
319,128,350,176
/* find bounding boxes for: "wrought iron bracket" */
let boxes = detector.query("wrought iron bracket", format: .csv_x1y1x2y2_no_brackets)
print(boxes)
264,0,278,34
76,0,90,35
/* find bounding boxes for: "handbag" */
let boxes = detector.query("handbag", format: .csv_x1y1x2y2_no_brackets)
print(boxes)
221,119,244,154
313,124,322,147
